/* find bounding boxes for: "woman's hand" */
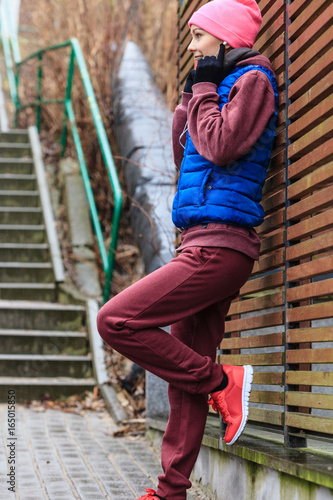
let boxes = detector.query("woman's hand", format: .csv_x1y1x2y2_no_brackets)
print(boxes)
194,43,225,86
184,69,196,93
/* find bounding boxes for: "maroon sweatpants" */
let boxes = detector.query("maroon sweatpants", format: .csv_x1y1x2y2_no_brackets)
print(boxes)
97,246,254,500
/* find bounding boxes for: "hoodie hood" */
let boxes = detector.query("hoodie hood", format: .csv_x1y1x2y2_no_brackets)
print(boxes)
222,48,275,80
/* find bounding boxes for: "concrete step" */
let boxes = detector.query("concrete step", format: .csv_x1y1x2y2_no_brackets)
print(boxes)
0,243,50,262
0,300,85,330
0,354,93,378
0,158,33,174
0,224,46,243
0,283,56,301
0,207,43,225
0,173,36,191
0,262,54,283
0,130,29,143
0,190,40,207
0,142,31,158
0,328,87,355
0,376,96,402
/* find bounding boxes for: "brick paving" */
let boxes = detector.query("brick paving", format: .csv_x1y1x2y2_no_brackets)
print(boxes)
0,404,211,500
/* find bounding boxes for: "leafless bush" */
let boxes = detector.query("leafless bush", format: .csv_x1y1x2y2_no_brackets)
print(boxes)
17,0,178,289
133,0,179,111
18,0,178,220
19,0,139,127
19,0,139,222
17,0,143,285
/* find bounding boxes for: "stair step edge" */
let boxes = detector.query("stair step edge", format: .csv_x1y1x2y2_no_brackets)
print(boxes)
0,158,33,164
0,300,85,311
0,329,86,337
0,174,36,180
0,129,29,133
0,142,31,147
0,376,96,386
0,207,42,213
0,263,52,268
0,354,92,361
0,243,49,249
0,224,45,230
0,283,56,289
0,190,38,196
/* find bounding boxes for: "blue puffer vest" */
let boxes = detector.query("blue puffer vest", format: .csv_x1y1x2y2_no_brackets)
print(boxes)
172,64,278,229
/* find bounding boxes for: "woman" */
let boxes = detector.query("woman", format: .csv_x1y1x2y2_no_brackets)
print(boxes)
97,0,278,498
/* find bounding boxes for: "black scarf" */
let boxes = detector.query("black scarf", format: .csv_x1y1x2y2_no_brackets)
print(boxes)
221,48,261,81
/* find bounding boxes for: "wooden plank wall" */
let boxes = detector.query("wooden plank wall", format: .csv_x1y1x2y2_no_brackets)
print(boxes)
178,0,333,443
222,0,287,433
285,0,333,438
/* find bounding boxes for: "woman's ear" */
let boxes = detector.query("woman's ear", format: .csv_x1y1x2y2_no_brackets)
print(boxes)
224,43,232,53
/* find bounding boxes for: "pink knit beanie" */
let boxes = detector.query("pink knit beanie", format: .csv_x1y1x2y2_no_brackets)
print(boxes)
189,0,262,48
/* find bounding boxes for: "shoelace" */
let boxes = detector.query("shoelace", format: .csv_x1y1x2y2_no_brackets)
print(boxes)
141,488,159,499
208,393,230,424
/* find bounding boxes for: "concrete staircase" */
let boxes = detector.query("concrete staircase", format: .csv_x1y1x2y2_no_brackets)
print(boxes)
0,130,56,302
0,129,96,401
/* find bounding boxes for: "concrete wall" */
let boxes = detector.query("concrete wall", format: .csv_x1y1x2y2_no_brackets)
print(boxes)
147,426,333,500
113,41,175,420
193,445,333,500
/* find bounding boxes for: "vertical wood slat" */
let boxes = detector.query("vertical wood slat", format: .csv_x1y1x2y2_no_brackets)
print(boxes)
286,0,333,441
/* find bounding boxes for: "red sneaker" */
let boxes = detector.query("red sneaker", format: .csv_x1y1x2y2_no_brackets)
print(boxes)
136,489,161,500
208,365,253,445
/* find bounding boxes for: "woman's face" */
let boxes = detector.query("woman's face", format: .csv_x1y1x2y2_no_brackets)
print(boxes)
188,25,227,61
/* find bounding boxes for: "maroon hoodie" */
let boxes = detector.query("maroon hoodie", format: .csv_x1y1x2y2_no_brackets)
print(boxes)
173,52,277,261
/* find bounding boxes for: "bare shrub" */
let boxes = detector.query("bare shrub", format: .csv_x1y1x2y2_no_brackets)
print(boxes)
18,0,141,285
19,0,139,130
133,0,179,111
19,0,138,193
16,0,178,290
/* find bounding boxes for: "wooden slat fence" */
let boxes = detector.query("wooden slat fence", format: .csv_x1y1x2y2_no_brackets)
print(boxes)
285,0,333,446
178,0,333,447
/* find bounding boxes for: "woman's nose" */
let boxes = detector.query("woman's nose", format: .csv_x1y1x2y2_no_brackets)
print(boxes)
188,39,196,52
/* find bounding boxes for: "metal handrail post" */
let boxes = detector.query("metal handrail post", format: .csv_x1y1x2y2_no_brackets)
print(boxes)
65,99,109,273
36,53,42,132
14,64,19,127
61,47,75,157
69,38,123,301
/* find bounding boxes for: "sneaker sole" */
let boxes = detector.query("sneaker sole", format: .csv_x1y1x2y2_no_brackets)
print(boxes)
226,365,253,446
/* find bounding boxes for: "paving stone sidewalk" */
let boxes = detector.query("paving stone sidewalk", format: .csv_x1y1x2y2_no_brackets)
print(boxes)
0,404,212,500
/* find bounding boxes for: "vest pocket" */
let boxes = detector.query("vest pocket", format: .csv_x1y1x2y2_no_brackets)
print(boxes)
200,168,213,204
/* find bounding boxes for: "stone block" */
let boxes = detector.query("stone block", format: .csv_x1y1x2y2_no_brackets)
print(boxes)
59,157,80,189
75,262,101,298
65,174,94,248
146,372,169,420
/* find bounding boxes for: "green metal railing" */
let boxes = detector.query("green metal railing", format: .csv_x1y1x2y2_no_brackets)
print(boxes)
0,1,122,302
